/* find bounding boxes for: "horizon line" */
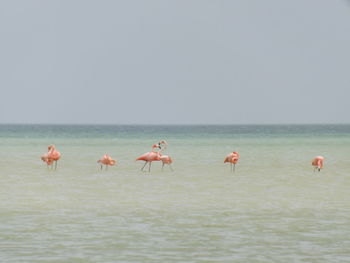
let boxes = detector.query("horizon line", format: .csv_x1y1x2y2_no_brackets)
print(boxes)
0,122,349,126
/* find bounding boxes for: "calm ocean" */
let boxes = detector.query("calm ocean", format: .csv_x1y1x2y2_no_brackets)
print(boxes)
1,124,350,262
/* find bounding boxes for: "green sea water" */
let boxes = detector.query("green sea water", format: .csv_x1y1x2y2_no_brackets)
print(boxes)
0,124,350,262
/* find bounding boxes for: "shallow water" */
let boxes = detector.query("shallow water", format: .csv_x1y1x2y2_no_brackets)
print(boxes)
1,125,350,262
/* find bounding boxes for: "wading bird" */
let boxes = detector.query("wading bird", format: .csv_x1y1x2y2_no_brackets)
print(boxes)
158,140,173,171
41,145,61,169
224,151,240,172
136,144,161,172
97,154,116,170
312,156,324,172
41,152,53,167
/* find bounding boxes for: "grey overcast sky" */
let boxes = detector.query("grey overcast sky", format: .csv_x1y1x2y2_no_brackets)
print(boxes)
0,0,349,124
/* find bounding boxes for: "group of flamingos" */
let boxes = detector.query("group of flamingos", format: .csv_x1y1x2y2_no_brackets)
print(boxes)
41,140,173,172
41,141,325,173
136,140,174,172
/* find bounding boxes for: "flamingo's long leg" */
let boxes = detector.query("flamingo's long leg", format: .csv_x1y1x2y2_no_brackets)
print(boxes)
141,162,148,171
233,163,236,173
55,161,58,170
162,162,164,171
149,162,152,173
230,163,233,173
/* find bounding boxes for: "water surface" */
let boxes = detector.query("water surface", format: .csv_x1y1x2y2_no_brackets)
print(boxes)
1,125,350,262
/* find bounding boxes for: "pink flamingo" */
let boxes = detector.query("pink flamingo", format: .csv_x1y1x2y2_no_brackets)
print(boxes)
158,140,173,171
312,156,324,172
136,144,161,172
41,153,53,167
47,145,61,169
97,154,116,170
224,151,240,172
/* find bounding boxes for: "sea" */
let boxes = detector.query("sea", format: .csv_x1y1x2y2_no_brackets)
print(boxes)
0,124,349,262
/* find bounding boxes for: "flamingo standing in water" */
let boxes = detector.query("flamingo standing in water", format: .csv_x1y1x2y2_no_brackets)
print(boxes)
224,151,240,172
47,145,61,169
41,145,61,169
312,156,324,172
41,152,53,167
136,144,161,172
158,140,173,171
97,154,116,170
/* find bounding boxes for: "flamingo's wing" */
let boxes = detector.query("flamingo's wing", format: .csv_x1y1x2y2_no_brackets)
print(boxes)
136,153,149,161
224,156,230,163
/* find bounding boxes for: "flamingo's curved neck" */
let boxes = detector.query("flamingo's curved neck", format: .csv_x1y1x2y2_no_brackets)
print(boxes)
152,146,158,153
159,141,168,154
159,145,167,154
48,146,55,153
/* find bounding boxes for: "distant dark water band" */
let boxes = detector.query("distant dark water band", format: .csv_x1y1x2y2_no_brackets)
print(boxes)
0,124,350,139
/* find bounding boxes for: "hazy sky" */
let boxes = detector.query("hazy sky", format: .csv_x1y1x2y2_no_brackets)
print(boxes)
0,0,349,124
